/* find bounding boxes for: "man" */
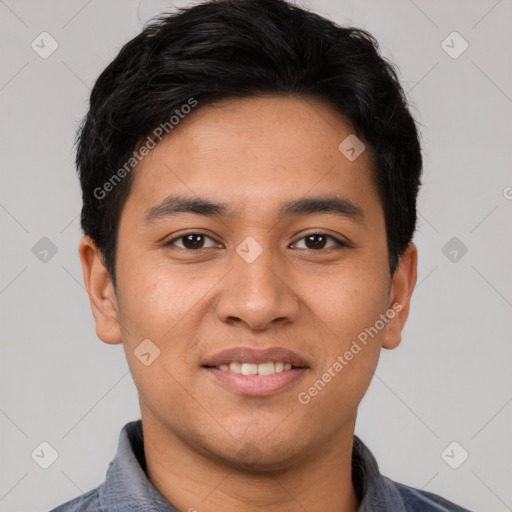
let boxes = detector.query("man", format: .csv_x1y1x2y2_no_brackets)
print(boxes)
51,0,473,510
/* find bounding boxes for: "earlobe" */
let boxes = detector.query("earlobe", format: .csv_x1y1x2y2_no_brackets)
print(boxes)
382,242,418,350
78,236,123,345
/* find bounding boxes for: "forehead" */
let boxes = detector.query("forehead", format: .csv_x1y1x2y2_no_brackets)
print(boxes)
124,95,382,222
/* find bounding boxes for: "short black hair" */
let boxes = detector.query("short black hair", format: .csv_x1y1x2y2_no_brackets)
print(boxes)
77,0,422,289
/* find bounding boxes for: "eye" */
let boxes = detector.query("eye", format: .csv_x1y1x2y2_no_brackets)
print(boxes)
166,233,219,250
165,232,347,252
292,233,346,250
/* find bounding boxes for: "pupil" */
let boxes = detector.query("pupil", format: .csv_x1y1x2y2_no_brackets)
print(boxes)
306,234,326,249
184,234,204,249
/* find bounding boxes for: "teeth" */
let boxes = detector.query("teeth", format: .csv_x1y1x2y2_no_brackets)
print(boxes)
241,363,258,375
215,361,297,375
229,361,242,373
257,362,275,375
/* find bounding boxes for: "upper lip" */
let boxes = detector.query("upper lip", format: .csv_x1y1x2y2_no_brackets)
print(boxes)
201,346,309,368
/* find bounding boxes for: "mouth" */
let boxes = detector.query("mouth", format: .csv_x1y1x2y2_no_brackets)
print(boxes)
201,346,309,396
203,361,302,375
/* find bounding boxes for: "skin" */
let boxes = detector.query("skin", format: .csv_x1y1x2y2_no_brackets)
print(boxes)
79,95,417,512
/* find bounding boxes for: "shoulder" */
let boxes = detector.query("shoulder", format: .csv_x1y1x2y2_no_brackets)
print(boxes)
391,478,474,512
48,487,105,512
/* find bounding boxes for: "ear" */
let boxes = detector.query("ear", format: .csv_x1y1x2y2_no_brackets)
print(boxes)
382,242,418,350
78,235,122,345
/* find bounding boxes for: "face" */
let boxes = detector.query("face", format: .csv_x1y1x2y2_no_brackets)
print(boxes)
80,95,417,470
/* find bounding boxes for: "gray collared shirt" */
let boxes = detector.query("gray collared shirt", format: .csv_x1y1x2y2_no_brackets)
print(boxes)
49,420,473,511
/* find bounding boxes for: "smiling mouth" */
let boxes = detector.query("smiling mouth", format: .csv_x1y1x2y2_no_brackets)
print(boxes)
201,346,310,395
202,363,308,396
203,361,305,375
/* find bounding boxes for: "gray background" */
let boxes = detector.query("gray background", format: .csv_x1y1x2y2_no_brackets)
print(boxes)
1,0,511,511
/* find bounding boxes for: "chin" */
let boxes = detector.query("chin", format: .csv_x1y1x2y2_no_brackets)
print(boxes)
208,438,306,473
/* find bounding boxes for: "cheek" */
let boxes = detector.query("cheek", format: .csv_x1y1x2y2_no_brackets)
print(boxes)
115,254,224,375
296,256,389,399
114,260,201,422
296,281,384,430
116,253,195,334
302,258,389,339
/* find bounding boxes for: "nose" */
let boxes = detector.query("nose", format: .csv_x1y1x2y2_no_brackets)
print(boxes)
215,246,301,331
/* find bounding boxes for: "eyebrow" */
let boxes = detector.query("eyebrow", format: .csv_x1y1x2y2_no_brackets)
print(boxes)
144,193,365,225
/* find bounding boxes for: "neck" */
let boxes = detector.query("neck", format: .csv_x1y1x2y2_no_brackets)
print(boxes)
141,413,360,512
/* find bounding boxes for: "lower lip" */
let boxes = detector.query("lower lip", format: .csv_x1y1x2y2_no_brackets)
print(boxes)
203,367,308,396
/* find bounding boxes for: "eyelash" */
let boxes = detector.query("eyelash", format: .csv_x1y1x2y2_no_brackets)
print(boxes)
165,232,348,251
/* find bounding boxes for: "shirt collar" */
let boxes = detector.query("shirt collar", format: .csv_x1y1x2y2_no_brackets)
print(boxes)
352,436,407,511
99,420,179,511
98,420,406,511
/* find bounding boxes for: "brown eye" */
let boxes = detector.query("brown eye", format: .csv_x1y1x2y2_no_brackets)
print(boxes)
167,233,217,250
182,234,205,249
304,234,327,249
292,233,345,250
